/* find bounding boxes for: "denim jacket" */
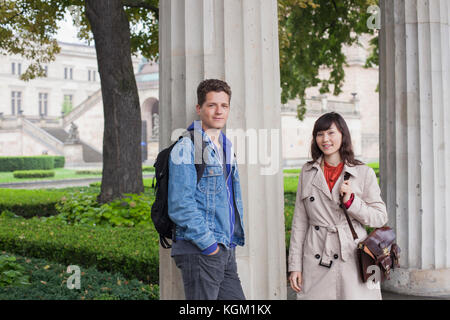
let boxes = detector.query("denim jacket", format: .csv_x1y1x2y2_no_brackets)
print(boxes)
167,122,245,254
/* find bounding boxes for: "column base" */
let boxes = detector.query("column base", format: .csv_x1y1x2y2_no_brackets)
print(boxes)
381,267,450,297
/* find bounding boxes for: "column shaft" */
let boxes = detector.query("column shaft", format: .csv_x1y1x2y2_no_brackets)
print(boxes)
380,0,450,296
159,0,286,300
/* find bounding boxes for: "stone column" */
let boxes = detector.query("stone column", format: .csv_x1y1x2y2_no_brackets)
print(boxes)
379,0,450,296
159,0,286,299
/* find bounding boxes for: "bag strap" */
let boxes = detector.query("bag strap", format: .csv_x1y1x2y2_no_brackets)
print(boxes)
340,172,358,240
186,131,207,184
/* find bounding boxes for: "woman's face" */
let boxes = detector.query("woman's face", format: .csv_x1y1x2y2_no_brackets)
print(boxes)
315,122,343,157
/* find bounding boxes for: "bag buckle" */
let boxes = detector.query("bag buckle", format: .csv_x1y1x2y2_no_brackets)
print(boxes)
319,259,333,268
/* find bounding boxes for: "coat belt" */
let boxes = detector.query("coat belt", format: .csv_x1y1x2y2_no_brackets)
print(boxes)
311,222,355,265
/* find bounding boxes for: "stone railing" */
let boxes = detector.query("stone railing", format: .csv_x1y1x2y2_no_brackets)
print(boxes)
21,118,64,154
24,115,62,128
281,94,360,116
63,89,102,127
0,115,21,129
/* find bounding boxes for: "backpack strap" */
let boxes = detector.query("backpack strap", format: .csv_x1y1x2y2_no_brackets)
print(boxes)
178,131,207,184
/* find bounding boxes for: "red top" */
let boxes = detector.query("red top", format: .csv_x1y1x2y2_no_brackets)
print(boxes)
324,160,344,191
323,160,354,209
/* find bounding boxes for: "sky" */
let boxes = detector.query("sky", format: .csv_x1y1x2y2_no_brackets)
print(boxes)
56,11,89,45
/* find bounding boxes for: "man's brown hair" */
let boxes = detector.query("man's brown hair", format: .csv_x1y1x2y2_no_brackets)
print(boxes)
197,79,232,106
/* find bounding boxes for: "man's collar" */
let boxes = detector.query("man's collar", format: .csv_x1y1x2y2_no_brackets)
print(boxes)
187,120,233,148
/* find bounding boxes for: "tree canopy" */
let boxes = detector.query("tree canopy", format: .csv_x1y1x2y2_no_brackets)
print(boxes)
278,0,378,119
1,0,378,116
0,0,158,81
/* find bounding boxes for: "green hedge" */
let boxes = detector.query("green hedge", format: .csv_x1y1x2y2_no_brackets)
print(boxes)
0,253,159,300
0,216,160,284
75,170,102,175
0,189,66,218
90,178,155,189
13,170,55,179
142,166,155,172
0,156,65,172
53,156,65,169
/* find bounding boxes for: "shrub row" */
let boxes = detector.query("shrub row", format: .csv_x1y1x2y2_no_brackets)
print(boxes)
75,170,102,175
0,253,159,300
0,189,66,218
142,166,155,172
48,192,154,228
0,216,160,284
0,156,65,172
89,178,155,189
13,170,55,179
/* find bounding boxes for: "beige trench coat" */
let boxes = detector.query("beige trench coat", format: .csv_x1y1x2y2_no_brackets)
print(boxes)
288,156,388,300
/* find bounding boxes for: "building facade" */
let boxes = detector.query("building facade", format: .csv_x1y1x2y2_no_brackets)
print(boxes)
0,42,160,164
0,37,378,166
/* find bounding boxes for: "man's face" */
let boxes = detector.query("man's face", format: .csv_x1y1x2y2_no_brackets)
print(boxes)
196,91,230,131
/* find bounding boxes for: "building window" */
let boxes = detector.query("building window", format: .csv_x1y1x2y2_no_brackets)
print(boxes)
18,63,22,75
44,66,48,77
62,94,73,115
11,63,15,75
11,91,22,115
39,93,48,116
88,70,97,82
64,67,73,80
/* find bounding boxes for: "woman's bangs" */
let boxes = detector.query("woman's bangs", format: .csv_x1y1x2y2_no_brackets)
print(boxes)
313,115,335,135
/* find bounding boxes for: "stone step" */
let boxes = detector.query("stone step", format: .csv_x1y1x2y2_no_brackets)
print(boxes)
42,127,103,163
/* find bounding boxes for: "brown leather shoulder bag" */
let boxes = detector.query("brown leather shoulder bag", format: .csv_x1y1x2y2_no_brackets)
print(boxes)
340,172,401,283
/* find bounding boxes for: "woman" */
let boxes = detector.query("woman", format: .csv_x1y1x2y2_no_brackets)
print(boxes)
288,112,388,300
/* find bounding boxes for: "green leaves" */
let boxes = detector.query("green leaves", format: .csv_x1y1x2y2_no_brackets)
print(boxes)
0,254,159,300
278,0,379,120
0,0,159,80
50,191,154,228
0,254,31,287
0,215,160,283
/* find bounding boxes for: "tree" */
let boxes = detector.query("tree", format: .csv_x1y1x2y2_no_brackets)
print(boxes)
1,0,380,200
278,0,378,120
0,0,159,203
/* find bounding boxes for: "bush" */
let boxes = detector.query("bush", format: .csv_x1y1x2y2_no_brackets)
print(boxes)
13,170,55,179
0,189,67,218
53,156,65,169
47,192,154,228
89,179,155,189
0,216,160,284
75,170,103,175
49,193,154,227
142,166,155,172
0,156,55,172
0,253,159,300
0,254,31,287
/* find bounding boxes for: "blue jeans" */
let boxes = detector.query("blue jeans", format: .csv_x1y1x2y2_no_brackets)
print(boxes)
173,244,246,300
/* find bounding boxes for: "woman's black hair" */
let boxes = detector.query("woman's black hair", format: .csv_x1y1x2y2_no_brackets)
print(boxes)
308,112,364,166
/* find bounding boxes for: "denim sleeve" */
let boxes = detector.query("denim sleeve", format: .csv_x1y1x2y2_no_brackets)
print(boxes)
167,137,217,251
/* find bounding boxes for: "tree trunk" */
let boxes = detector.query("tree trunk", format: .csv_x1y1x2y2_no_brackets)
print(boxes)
85,0,144,203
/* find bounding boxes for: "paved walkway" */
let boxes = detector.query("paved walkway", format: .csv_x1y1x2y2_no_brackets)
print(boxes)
286,285,450,300
0,174,154,189
2,172,449,300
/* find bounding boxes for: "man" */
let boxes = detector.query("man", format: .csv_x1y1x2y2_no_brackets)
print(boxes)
168,79,246,300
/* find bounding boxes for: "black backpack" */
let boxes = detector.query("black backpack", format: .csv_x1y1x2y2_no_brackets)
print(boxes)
151,131,206,248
